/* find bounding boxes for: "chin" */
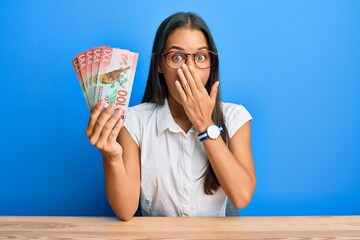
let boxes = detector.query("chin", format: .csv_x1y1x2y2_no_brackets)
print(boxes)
167,94,183,106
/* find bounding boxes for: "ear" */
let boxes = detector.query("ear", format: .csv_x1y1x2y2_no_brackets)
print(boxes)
157,63,163,73
152,53,163,73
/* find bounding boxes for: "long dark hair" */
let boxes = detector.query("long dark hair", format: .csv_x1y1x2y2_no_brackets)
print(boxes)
142,12,229,195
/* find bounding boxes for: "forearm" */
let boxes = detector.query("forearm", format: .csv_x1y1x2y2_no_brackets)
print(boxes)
102,156,139,221
202,138,255,209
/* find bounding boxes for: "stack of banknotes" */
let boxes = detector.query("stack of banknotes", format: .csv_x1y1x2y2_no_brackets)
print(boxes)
72,46,138,111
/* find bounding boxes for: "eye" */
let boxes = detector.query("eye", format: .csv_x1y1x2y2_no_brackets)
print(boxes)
195,53,207,62
171,53,185,62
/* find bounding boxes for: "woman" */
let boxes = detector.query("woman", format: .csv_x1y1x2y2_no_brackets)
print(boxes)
86,12,256,221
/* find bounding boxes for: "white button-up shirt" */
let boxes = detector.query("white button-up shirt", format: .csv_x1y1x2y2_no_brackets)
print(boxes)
124,99,252,216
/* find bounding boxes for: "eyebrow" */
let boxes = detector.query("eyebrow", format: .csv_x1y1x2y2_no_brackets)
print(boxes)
167,45,209,52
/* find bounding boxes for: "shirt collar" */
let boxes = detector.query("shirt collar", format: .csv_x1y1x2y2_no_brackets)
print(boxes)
156,98,196,135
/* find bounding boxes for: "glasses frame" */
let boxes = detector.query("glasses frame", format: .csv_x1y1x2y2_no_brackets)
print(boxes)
160,49,218,70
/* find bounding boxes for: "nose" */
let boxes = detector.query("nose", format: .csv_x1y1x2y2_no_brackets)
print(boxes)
185,54,197,68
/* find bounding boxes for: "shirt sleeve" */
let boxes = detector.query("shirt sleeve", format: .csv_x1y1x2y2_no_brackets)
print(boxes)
124,107,141,147
223,103,253,138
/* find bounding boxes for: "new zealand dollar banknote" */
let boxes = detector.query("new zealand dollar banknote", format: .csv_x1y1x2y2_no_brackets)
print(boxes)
72,46,138,111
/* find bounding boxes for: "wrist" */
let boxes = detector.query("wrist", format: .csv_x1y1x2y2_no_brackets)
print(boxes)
103,153,123,166
194,120,214,133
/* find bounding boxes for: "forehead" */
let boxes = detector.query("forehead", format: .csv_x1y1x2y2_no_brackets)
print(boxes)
164,28,208,51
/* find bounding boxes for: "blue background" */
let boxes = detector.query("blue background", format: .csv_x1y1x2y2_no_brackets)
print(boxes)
0,0,359,216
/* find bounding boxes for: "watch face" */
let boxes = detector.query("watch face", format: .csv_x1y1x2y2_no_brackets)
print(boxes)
208,125,220,139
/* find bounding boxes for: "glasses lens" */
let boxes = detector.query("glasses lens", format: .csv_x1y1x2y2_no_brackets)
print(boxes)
194,50,213,69
165,52,186,69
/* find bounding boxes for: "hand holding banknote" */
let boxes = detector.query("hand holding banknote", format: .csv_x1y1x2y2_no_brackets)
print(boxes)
72,46,138,159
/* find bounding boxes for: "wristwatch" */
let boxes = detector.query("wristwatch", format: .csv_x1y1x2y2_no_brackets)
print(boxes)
198,125,224,141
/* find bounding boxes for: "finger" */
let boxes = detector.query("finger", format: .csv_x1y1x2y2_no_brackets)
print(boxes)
108,111,125,143
175,80,187,102
95,108,124,150
210,81,219,102
88,104,116,145
103,108,124,142
181,64,198,94
188,65,207,94
177,67,193,97
98,108,124,143
86,100,105,137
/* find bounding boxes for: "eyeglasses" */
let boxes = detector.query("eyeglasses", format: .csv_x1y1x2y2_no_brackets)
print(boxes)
161,49,217,70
